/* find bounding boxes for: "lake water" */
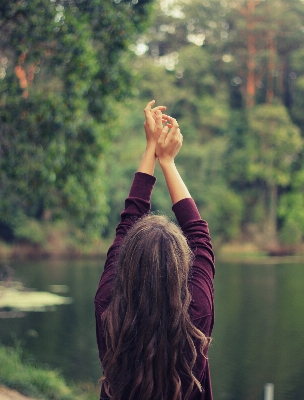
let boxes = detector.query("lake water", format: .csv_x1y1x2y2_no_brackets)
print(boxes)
1,258,304,400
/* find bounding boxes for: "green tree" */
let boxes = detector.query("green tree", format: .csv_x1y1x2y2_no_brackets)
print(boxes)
290,48,304,130
246,104,302,247
211,0,304,109
279,169,304,245
0,0,153,239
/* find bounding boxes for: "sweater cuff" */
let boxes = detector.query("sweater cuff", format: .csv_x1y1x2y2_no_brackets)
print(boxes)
129,172,156,201
172,198,201,227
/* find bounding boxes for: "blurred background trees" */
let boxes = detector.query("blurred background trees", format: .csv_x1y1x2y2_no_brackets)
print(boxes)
1,0,304,252
0,0,153,240
105,0,304,252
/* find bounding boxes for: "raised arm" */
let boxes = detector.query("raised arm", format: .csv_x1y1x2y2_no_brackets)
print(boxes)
95,101,167,314
156,116,191,204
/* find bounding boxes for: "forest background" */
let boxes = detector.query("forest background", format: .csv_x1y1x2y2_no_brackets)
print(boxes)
1,0,304,257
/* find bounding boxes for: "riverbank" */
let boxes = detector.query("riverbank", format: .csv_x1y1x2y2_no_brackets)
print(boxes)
0,233,111,261
1,228,304,261
0,345,99,400
0,219,113,261
217,241,304,262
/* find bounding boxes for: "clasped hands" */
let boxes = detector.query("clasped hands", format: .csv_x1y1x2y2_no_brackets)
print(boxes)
143,100,183,164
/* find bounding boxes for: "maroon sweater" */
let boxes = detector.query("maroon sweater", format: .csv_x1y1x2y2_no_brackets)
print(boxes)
95,172,215,400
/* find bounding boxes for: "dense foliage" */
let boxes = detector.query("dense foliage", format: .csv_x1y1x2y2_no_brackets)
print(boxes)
0,0,153,240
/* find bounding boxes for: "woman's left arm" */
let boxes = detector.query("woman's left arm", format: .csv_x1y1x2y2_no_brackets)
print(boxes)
94,101,166,361
95,101,166,313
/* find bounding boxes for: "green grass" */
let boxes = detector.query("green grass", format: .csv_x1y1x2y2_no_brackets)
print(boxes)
0,345,99,400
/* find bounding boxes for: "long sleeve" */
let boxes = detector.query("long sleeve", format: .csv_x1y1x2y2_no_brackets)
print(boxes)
94,172,156,361
173,198,215,400
173,197,215,332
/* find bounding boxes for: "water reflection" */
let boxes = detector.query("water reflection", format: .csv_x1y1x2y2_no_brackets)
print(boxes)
0,259,103,383
0,281,72,313
211,261,304,400
1,259,304,399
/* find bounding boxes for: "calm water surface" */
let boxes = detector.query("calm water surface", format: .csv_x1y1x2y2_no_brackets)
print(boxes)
1,258,304,400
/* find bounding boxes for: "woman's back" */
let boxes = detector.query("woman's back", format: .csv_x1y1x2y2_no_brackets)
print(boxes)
94,102,215,400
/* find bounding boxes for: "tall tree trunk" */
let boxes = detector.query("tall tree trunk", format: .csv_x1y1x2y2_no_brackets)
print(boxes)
247,32,256,108
14,53,28,99
266,32,276,104
280,54,292,108
265,182,278,247
245,0,259,108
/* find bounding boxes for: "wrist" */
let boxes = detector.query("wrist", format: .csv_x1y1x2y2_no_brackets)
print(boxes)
137,144,157,175
158,157,175,168
145,142,157,157
146,140,157,149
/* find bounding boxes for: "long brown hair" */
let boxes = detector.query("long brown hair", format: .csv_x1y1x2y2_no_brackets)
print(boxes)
101,214,208,400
